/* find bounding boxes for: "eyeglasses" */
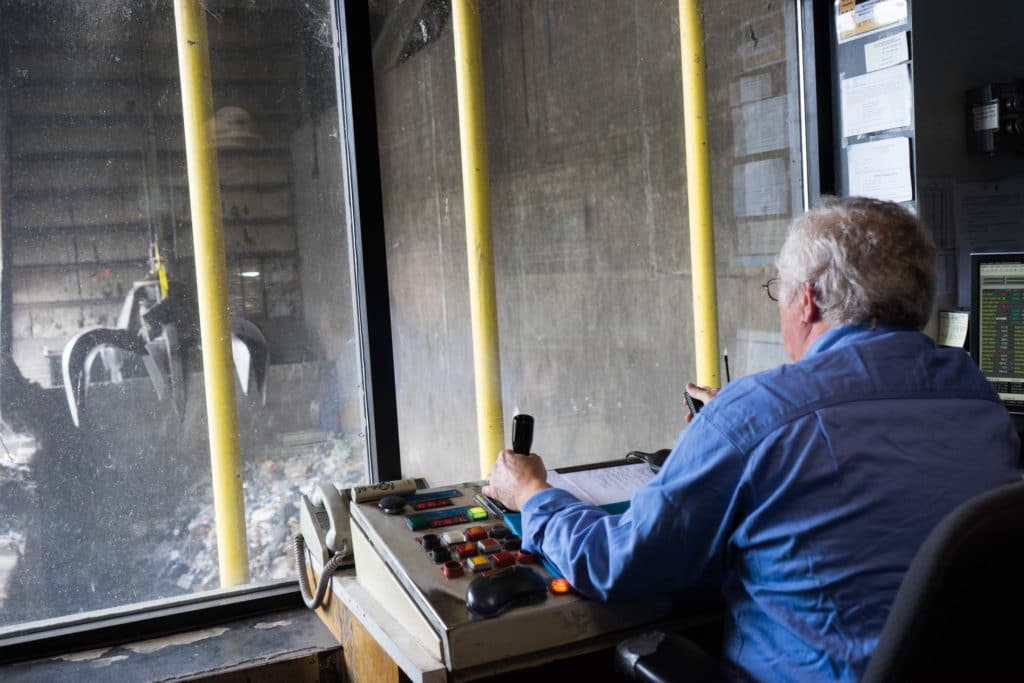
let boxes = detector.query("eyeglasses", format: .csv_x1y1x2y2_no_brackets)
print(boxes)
762,278,781,302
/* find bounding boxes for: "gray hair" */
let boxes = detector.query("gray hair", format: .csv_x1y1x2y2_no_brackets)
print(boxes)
775,196,936,330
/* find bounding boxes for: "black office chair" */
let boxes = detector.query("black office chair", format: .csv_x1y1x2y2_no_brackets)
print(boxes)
616,481,1024,683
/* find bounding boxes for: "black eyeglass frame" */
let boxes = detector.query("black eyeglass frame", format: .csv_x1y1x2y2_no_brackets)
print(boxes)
762,278,781,302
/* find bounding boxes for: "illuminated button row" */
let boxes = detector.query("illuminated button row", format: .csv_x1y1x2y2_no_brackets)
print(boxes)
405,506,488,531
415,525,536,578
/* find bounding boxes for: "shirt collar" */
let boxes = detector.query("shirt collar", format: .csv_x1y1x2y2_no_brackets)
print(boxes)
804,323,901,357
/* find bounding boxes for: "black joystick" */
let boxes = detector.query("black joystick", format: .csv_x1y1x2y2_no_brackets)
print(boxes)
512,414,534,455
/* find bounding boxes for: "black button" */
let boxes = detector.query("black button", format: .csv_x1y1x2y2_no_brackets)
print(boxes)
430,547,452,563
378,495,406,514
419,533,441,550
502,538,522,552
487,525,510,539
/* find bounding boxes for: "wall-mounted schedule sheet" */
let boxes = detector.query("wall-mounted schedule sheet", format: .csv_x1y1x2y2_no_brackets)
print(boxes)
840,64,913,138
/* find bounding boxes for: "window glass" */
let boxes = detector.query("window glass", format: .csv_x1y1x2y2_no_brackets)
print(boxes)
0,1,367,629
369,0,804,483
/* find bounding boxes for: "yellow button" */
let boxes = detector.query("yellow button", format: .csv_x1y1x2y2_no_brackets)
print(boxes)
550,578,572,594
467,506,488,520
466,556,492,572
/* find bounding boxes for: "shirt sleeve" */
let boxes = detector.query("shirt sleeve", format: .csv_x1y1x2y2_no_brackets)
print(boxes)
519,415,749,601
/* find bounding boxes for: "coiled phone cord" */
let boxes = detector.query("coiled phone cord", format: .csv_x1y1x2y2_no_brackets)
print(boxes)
294,534,347,609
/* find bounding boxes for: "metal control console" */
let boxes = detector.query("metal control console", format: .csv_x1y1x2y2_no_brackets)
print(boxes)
349,481,675,674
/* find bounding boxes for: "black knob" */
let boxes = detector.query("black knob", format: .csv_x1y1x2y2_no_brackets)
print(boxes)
378,495,406,515
512,414,534,455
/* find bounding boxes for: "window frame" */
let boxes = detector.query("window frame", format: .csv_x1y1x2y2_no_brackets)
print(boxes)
0,0,398,664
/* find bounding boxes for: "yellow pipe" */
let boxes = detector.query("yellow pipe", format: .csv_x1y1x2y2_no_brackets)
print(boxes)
678,0,721,388
452,0,505,477
173,0,249,586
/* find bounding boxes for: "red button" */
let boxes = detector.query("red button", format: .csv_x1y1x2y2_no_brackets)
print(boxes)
490,551,515,568
441,560,464,579
464,526,487,541
454,542,478,559
477,538,501,554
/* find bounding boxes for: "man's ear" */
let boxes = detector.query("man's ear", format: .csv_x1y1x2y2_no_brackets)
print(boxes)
799,282,820,324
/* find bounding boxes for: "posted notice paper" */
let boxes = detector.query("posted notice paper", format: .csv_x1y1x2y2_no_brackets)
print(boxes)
848,136,913,203
841,64,913,138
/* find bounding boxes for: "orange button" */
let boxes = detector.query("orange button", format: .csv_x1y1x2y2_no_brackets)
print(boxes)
549,577,572,594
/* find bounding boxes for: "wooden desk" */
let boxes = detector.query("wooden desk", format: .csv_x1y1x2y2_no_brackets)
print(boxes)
307,564,722,683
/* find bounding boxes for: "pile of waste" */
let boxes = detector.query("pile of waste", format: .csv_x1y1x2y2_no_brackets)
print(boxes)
0,433,35,605
144,431,366,594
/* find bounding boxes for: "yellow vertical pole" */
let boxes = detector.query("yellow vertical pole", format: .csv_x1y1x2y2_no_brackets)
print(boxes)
679,0,721,388
173,0,249,586
452,0,505,477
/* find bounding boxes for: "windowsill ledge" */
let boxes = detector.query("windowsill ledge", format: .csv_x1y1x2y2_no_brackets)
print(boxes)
1,607,340,682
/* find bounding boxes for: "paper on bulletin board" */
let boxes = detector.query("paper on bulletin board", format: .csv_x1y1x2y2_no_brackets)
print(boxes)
953,178,1024,306
732,95,788,156
848,136,913,202
735,73,773,105
864,31,909,71
936,310,969,348
836,0,908,43
733,158,789,218
841,64,913,138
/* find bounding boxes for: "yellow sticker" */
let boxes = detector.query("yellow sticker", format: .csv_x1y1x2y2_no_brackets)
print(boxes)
839,0,856,13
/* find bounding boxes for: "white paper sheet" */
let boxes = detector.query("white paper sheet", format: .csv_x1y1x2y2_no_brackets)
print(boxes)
847,136,913,202
733,158,789,218
836,0,908,43
732,95,787,156
864,32,909,71
546,463,655,507
737,73,773,104
937,311,969,348
841,64,913,138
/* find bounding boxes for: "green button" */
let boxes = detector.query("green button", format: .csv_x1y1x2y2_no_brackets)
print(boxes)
467,506,488,520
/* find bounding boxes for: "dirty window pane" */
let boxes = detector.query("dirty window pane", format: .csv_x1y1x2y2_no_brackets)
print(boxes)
370,0,804,483
0,2,367,629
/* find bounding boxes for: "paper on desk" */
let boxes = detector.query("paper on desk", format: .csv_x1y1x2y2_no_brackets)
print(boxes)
546,463,655,507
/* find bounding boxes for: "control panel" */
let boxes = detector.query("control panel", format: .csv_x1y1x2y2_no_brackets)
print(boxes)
349,480,675,673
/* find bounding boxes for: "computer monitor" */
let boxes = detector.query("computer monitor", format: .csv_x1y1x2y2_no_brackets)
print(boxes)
970,252,1024,414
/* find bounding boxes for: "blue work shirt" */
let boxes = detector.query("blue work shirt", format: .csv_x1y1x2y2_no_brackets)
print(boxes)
521,325,1021,682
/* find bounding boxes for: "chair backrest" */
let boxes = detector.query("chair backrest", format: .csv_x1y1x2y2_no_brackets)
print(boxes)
862,480,1024,683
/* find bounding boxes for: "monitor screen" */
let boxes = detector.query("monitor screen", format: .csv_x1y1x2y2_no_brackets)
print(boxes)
970,252,1024,414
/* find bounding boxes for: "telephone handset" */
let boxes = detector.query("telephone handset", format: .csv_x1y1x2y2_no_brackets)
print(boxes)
295,482,353,609
318,482,351,557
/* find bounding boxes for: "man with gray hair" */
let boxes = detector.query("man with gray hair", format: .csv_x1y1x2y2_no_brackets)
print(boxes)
485,197,1020,682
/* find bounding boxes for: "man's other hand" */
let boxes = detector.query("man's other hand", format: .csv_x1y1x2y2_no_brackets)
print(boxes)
483,449,551,511
685,382,720,424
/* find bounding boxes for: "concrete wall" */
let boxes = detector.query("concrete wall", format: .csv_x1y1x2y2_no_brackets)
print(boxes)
6,5,307,384
373,0,799,484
